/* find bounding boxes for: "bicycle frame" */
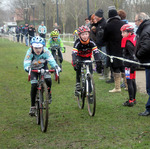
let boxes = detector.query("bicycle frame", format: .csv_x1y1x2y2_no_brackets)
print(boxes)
80,60,93,96
50,46,60,60
76,60,98,116
28,68,55,132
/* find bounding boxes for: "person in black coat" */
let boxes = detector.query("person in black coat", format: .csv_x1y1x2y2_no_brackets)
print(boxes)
19,25,24,43
135,12,150,116
103,6,126,93
15,26,20,42
94,9,109,79
28,24,36,44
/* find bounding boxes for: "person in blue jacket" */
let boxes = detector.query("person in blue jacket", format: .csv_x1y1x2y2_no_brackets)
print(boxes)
38,22,47,40
24,36,60,116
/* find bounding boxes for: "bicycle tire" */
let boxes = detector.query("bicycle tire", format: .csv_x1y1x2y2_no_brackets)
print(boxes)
55,55,60,84
39,83,49,132
86,74,96,116
58,74,60,84
35,92,40,125
77,75,85,109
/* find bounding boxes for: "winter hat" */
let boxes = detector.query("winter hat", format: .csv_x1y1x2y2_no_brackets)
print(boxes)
108,6,118,18
88,14,92,20
95,9,103,18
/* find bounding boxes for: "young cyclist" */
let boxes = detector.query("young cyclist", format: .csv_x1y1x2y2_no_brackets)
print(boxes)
46,31,65,68
24,36,60,116
72,25,101,95
120,24,137,107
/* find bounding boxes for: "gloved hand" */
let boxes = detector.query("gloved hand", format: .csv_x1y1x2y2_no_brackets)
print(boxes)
55,65,61,72
96,61,102,73
25,67,29,73
74,65,78,71
60,58,63,63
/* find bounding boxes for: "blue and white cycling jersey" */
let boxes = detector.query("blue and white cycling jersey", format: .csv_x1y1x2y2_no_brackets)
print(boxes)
38,25,47,34
24,46,57,71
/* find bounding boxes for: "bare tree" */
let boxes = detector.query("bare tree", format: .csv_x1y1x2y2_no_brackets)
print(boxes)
66,0,85,28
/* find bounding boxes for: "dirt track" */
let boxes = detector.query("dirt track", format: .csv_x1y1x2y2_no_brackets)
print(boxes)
63,44,146,93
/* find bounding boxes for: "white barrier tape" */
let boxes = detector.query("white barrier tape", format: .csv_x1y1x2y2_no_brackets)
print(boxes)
99,48,150,66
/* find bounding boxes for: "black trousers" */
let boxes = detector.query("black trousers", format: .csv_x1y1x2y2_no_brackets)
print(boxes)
30,72,52,106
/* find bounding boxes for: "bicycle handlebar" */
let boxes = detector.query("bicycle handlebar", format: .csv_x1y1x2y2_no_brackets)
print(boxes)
28,69,55,81
31,69,55,73
75,60,100,64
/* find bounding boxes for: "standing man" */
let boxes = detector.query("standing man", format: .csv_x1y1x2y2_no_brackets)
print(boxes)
38,22,47,40
135,12,150,116
28,24,36,44
20,25,24,43
15,26,20,42
23,23,29,46
94,9,108,79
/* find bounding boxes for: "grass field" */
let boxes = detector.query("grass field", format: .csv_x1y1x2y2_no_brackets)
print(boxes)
0,38,150,149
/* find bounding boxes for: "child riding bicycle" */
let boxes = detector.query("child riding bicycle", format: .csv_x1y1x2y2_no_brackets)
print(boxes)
24,36,60,116
72,25,101,96
46,30,65,69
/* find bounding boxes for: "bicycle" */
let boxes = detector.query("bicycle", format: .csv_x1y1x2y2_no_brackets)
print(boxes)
28,68,56,132
75,60,97,116
49,46,65,84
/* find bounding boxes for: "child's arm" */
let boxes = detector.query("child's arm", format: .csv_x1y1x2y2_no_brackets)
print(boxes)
44,47,58,68
24,48,33,72
46,39,51,49
59,38,65,53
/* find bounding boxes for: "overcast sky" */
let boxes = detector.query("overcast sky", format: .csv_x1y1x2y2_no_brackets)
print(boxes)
0,0,11,10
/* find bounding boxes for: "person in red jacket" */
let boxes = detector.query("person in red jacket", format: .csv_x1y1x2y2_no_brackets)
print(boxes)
72,25,101,96
121,24,137,107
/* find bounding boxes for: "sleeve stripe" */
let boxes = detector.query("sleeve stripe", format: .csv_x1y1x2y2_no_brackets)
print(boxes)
92,46,98,51
73,48,78,52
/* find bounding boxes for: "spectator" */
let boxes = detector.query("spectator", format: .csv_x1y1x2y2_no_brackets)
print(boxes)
90,14,97,43
135,12,150,116
121,24,137,107
118,9,128,24
15,26,20,42
118,9,128,90
53,23,61,33
28,24,36,44
85,16,91,28
20,25,24,43
103,6,126,93
38,22,47,40
95,9,108,80
23,23,29,46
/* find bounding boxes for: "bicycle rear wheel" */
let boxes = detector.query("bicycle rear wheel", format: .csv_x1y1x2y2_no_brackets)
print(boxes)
39,83,49,132
77,78,85,109
86,74,96,116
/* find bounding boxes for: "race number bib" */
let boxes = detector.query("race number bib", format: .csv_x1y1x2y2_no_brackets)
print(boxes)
125,67,130,79
41,28,44,33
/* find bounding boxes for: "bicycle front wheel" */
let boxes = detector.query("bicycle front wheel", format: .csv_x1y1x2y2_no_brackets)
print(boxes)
35,95,40,125
86,74,96,116
54,71,60,84
77,79,85,109
39,83,49,132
